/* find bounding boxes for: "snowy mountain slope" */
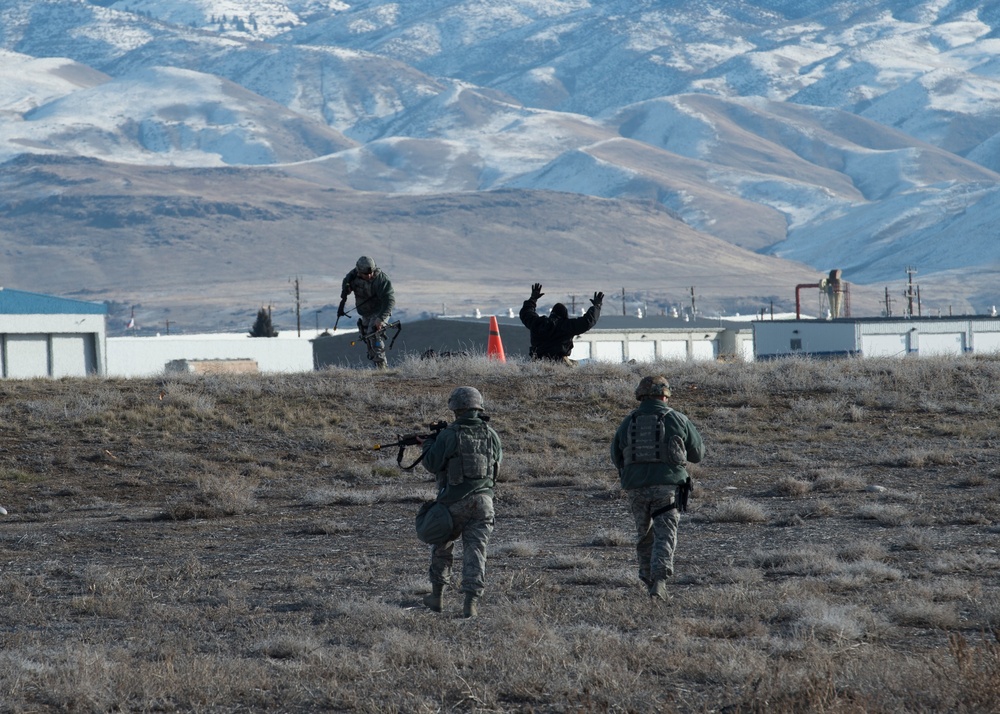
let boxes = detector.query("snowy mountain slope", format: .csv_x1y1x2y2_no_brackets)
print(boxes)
108,0,308,39
0,66,354,165
773,180,1000,285
0,50,109,115
2,0,1000,323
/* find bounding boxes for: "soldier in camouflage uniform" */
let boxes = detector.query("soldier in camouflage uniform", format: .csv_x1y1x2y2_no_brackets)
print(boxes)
419,386,503,618
611,376,704,601
339,256,395,368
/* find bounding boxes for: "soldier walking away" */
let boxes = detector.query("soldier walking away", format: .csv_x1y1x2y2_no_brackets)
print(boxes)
339,256,395,368
419,386,502,618
519,283,602,363
611,376,704,601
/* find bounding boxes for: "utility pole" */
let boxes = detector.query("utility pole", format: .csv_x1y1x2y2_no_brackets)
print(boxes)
904,266,917,317
690,286,696,318
292,276,301,337
884,286,893,317
621,287,626,317
315,309,321,333
165,320,172,335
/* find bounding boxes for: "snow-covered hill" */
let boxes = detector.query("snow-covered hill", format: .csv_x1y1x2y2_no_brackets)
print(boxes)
2,0,1000,325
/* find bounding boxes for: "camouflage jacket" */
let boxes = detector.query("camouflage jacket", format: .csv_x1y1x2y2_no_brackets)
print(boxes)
341,268,395,323
611,399,704,489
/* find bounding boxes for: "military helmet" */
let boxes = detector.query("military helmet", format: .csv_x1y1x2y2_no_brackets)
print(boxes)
635,375,671,400
356,256,377,274
448,386,484,412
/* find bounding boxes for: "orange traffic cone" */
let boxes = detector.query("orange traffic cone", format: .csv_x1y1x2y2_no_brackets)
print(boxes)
487,316,506,362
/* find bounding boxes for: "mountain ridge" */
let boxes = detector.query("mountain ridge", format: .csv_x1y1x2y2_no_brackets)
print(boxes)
1,1,998,332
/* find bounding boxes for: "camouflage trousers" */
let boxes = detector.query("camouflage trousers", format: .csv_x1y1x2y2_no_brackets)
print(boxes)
626,484,681,583
429,493,494,597
360,314,388,368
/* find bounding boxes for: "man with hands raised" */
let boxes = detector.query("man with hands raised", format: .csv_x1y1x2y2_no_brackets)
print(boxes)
519,283,603,363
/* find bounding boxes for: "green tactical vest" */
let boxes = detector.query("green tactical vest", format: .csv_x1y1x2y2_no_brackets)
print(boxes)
445,422,497,486
623,409,684,467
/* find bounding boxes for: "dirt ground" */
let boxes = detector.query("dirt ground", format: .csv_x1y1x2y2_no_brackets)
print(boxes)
1,360,999,711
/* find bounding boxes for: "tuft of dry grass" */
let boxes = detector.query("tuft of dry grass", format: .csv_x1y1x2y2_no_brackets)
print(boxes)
709,498,769,523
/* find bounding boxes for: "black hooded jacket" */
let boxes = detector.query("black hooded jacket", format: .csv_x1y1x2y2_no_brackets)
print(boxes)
519,299,601,359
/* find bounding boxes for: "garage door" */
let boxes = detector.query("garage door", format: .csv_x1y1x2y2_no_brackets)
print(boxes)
4,335,50,378
52,334,97,377
861,334,908,357
919,333,964,356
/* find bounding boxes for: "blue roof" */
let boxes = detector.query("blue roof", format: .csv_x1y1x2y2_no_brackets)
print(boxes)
0,288,107,315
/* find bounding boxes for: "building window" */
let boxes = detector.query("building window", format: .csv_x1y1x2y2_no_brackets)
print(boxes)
790,338,802,351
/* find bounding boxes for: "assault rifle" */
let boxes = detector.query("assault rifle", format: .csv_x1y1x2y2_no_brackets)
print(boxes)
352,319,403,355
372,419,448,470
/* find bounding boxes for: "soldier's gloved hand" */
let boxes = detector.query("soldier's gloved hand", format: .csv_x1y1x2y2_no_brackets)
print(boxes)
530,283,544,301
592,291,604,307
337,306,347,317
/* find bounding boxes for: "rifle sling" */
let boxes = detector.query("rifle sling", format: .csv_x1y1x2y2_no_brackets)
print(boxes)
399,448,428,471
650,502,678,520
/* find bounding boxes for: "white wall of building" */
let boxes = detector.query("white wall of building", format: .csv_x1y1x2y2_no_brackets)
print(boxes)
755,318,1000,359
107,333,317,377
572,328,740,362
0,314,106,378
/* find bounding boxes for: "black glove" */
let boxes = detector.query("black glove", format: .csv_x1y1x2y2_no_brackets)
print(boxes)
591,291,604,307
337,306,347,318
530,283,544,301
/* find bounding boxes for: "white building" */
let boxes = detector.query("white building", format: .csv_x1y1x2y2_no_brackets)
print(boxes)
106,332,320,377
569,316,754,362
0,288,107,378
753,316,1000,359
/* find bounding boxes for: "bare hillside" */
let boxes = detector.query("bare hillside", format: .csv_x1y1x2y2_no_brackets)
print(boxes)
0,156,890,334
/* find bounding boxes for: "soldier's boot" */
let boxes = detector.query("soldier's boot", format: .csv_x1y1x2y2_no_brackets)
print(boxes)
649,578,668,602
423,584,445,613
463,593,479,619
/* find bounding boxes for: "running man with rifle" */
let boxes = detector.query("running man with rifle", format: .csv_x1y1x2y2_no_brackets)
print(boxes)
339,256,395,369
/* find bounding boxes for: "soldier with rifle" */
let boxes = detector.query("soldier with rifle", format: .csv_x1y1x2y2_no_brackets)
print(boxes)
372,420,448,470
338,256,395,369
416,386,502,619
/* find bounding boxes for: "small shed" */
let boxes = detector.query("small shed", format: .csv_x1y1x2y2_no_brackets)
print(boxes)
753,316,1000,359
0,288,107,378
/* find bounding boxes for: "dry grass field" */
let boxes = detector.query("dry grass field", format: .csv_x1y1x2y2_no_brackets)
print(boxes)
1,355,999,712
